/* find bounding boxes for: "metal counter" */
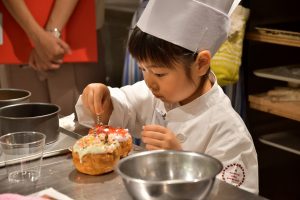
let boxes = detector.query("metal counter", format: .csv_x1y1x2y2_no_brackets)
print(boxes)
0,152,268,200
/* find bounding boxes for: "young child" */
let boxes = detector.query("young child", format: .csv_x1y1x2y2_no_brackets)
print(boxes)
75,0,258,194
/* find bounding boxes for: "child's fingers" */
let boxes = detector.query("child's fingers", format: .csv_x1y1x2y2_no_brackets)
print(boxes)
82,89,96,114
142,135,161,145
145,143,161,151
142,130,164,140
93,90,104,115
143,124,166,133
87,90,97,114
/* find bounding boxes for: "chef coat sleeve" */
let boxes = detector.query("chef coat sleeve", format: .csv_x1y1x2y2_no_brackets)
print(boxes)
206,110,259,194
108,81,155,136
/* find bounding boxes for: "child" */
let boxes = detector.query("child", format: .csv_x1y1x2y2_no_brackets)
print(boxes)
75,0,258,194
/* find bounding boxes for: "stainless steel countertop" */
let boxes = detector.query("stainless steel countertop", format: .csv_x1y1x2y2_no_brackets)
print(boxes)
0,152,268,200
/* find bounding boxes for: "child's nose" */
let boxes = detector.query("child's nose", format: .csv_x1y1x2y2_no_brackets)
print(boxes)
149,82,159,92
144,75,159,92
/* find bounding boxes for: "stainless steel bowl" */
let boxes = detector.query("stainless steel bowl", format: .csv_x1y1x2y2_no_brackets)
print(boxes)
0,88,31,108
0,103,60,144
116,150,223,200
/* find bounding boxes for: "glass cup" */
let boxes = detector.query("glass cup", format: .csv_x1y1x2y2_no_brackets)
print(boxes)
0,131,45,183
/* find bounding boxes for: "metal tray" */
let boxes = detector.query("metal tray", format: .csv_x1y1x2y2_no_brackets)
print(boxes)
259,130,300,155
0,127,81,168
254,65,300,84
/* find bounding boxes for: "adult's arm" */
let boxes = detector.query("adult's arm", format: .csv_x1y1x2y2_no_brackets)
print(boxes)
30,0,79,70
45,0,79,32
2,0,44,43
2,0,78,70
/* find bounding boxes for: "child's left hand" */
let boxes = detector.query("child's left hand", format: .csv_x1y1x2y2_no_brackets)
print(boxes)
141,125,182,150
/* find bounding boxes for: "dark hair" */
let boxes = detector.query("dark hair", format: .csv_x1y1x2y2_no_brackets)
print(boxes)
128,27,196,77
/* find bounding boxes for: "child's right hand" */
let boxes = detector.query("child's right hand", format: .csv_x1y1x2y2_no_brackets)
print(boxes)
81,83,113,124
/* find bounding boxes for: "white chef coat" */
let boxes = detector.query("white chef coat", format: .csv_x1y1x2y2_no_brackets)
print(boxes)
75,72,258,194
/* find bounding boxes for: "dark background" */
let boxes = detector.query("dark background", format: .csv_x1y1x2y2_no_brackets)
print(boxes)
241,0,300,199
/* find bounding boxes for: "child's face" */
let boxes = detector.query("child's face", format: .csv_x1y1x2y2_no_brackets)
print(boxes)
139,61,202,105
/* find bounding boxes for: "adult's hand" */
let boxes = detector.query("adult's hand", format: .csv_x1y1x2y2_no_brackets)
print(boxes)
29,30,71,71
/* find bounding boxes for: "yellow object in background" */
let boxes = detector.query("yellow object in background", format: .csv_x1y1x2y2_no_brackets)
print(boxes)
211,5,250,86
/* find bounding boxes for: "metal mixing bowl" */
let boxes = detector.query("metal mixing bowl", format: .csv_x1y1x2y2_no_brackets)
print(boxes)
0,103,60,144
0,88,31,108
116,150,223,200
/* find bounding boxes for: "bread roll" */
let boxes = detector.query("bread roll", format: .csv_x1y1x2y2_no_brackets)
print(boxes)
89,125,132,157
72,134,120,175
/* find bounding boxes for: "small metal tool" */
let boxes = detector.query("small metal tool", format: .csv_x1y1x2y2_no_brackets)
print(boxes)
96,114,103,126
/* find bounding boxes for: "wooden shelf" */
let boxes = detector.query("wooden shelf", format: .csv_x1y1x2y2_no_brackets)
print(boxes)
259,131,300,155
246,31,300,47
249,93,300,122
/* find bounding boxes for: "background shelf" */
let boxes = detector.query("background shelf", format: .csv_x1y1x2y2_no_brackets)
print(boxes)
259,131,300,155
249,93,300,122
253,65,300,85
246,31,300,47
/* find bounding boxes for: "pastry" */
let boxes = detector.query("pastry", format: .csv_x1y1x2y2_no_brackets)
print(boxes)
89,125,132,158
72,134,120,175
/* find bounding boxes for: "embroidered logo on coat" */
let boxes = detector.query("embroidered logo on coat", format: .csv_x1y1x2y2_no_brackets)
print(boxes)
221,163,245,187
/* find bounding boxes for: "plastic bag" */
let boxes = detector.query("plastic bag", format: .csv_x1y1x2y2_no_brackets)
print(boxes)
211,5,250,86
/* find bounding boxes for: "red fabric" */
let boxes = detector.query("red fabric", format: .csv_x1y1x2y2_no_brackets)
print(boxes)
0,0,97,64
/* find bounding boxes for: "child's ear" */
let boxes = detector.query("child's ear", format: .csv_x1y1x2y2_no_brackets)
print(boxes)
194,50,211,76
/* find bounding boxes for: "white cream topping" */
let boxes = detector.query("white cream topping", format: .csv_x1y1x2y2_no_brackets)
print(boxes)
73,135,120,163
108,133,131,142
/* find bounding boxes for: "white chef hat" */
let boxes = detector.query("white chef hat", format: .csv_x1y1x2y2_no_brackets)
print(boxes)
137,0,241,56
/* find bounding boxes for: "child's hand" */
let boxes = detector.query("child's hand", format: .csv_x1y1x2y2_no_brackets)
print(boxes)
82,83,113,124
141,125,182,150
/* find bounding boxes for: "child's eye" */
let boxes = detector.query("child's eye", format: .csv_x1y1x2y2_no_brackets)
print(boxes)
155,73,167,77
138,67,146,72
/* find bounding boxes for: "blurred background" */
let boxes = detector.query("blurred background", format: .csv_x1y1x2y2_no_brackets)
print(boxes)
103,0,139,87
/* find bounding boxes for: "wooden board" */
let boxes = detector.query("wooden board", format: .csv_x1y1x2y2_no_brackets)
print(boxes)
249,93,300,122
246,31,300,47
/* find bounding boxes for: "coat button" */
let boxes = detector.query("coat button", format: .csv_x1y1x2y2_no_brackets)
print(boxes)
176,133,186,143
